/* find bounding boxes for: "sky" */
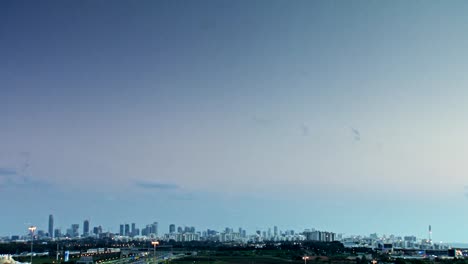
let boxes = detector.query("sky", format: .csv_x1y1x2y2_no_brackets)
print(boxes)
2,0,468,242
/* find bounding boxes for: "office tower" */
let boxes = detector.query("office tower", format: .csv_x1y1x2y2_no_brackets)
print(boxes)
125,224,130,236
48,214,54,239
93,225,102,235
71,224,79,237
54,228,61,238
141,225,150,236
177,226,183,233
37,230,45,237
131,223,136,237
169,224,175,233
119,224,124,236
274,226,278,236
267,228,271,239
83,220,90,236
429,225,432,244
190,226,195,233
151,222,158,236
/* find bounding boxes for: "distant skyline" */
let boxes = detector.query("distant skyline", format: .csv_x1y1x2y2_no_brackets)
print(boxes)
1,212,441,243
2,0,468,242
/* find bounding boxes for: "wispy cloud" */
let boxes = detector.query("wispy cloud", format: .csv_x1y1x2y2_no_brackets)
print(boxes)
0,168,17,176
135,181,180,190
351,127,361,141
0,166,51,189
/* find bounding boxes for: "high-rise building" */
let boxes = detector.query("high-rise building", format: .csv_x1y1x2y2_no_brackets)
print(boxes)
48,214,54,239
151,222,158,236
303,230,336,242
83,220,90,236
274,226,278,237
54,228,61,238
71,224,79,237
169,224,175,234
131,223,136,237
125,224,130,236
177,226,183,233
119,224,124,236
429,225,432,244
142,225,150,236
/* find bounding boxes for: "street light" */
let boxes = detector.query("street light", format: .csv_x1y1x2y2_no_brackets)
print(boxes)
151,241,159,264
28,226,37,264
302,256,310,264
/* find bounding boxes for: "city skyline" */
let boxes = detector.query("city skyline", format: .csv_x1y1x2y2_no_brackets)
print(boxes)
0,213,445,247
2,1,468,242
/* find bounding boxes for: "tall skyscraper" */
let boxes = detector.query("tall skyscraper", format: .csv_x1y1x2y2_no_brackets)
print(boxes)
169,224,175,234
274,226,278,237
151,222,158,236
125,224,130,236
131,223,136,237
71,224,79,237
119,224,124,236
429,225,432,244
48,214,54,239
83,220,90,236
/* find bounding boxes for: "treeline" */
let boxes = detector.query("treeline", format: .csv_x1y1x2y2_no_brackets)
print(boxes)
0,238,115,254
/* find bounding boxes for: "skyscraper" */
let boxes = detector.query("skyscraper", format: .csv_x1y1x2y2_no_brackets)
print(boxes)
83,220,90,236
48,214,54,239
125,224,130,236
131,223,136,237
54,228,61,238
429,225,432,244
151,222,158,236
119,224,124,236
169,224,175,234
274,226,278,237
71,224,79,238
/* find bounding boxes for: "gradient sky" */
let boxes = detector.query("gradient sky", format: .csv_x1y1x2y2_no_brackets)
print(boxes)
2,0,468,242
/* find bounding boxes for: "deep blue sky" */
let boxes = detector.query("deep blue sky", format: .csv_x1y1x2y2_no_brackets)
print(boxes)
2,0,468,242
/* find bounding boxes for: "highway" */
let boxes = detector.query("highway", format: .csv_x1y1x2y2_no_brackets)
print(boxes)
99,252,183,264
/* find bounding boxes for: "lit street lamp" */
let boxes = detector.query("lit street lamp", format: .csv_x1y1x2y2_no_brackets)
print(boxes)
302,256,310,264
28,226,37,264
151,241,159,264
